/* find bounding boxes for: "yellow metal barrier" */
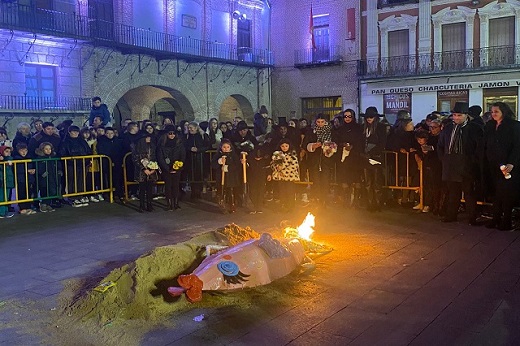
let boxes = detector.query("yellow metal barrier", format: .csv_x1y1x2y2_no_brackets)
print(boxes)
122,150,217,200
0,155,113,207
383,150,423,209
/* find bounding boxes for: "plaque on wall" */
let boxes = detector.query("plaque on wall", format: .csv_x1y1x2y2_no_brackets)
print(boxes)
182,14,197,29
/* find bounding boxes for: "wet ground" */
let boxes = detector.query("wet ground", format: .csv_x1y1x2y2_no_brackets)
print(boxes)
1,197,519,345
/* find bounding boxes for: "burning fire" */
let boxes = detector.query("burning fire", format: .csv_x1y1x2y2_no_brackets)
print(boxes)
284,212,315,241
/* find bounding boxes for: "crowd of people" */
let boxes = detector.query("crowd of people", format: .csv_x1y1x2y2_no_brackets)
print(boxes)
0,98,519,230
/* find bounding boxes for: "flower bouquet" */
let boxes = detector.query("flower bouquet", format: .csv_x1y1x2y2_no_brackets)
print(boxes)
322,141,338,158
172,160,183,170
238,140,255,152
271,151,285,170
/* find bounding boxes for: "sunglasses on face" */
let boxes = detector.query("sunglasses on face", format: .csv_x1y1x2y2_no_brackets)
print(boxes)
168,132,175,135
344,115,353,119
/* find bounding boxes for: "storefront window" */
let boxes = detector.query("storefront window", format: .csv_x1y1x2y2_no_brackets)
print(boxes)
302,96,342,120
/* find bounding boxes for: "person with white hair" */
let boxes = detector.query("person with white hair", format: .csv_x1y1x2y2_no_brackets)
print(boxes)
12,122,32,149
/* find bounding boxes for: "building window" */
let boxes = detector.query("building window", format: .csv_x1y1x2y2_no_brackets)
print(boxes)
88,0,114,40
302,96,342,120
25,64,56,102
442,22,466,70
237,19,251,48
313,14,330,61
489,16,515,66
388,29,408,73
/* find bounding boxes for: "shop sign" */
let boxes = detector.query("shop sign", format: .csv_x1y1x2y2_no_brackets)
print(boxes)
368,79,520,95
383,93,411,119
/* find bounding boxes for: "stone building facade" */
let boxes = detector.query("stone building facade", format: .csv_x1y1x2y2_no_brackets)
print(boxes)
270,0,361,121
0,0,272,136
359,0,520,124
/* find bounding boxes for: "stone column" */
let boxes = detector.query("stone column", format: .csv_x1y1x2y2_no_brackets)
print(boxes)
366,0,379,73
418,0,432,73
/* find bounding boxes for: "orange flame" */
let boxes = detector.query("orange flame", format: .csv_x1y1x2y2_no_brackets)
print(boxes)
284,212,315,241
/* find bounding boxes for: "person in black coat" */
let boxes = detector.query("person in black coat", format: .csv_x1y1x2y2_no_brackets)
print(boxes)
212,139,241,213
132,134,158,212
59,125,92,199
483,102,520,231
97,127,125,201
332,109,364,207
13,143,36,214
12,122,32,150
157,126,186,211
88,97,111,127
28,122,62,159
184,122,210,199
437,102,483,224
361,107,387,211
302,113,336,207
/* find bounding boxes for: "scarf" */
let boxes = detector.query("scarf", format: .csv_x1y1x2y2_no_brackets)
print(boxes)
315,123,332,143
448,119,467,155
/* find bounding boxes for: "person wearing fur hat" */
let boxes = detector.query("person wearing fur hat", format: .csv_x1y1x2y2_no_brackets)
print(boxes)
35,142,62,212
0,145,15,218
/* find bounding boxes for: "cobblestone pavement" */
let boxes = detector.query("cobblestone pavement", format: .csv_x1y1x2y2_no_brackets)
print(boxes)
0,198,519,345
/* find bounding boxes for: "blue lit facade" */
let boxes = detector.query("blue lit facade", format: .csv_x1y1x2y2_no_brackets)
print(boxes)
0,0,273,133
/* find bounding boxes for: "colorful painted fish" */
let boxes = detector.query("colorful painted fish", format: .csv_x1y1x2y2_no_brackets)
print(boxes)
168,233,307,302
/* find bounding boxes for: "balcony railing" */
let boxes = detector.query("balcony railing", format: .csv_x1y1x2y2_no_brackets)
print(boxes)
358,45,520,78
378,0,419,8
0,95,91,112
0,2,274,67
294,45,343,67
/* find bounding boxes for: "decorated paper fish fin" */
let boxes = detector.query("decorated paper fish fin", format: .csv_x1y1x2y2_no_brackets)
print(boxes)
175,274,203,302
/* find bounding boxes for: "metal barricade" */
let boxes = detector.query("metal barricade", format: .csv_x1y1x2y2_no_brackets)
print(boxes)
122,149,216,201
0,155,113,207
382,150,423,209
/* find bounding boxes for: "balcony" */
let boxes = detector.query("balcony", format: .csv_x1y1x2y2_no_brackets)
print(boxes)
0,95,91,112
0,2,274,68
294,45,343,68
378,0,419,9
358,45,520,79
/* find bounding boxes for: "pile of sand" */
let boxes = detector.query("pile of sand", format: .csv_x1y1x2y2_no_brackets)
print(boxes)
62,224,260,325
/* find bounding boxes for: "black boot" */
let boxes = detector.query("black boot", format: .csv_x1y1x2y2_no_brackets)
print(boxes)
174,198,181,209
166,199,174,211
139,202,145,213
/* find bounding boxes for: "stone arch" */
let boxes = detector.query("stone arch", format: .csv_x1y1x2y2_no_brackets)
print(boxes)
217,94,255,124
111,85,195,128
215,87,256,124
97,65,205,124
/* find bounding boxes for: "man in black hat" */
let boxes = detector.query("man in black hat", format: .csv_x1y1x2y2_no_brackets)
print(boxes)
437,101,483,224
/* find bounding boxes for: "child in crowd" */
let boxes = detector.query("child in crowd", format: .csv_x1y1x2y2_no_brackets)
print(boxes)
13,143,37,215
413,130,441,213
0,145,15,218
212,139,240,213
35,142,61,212
268,138,300,212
